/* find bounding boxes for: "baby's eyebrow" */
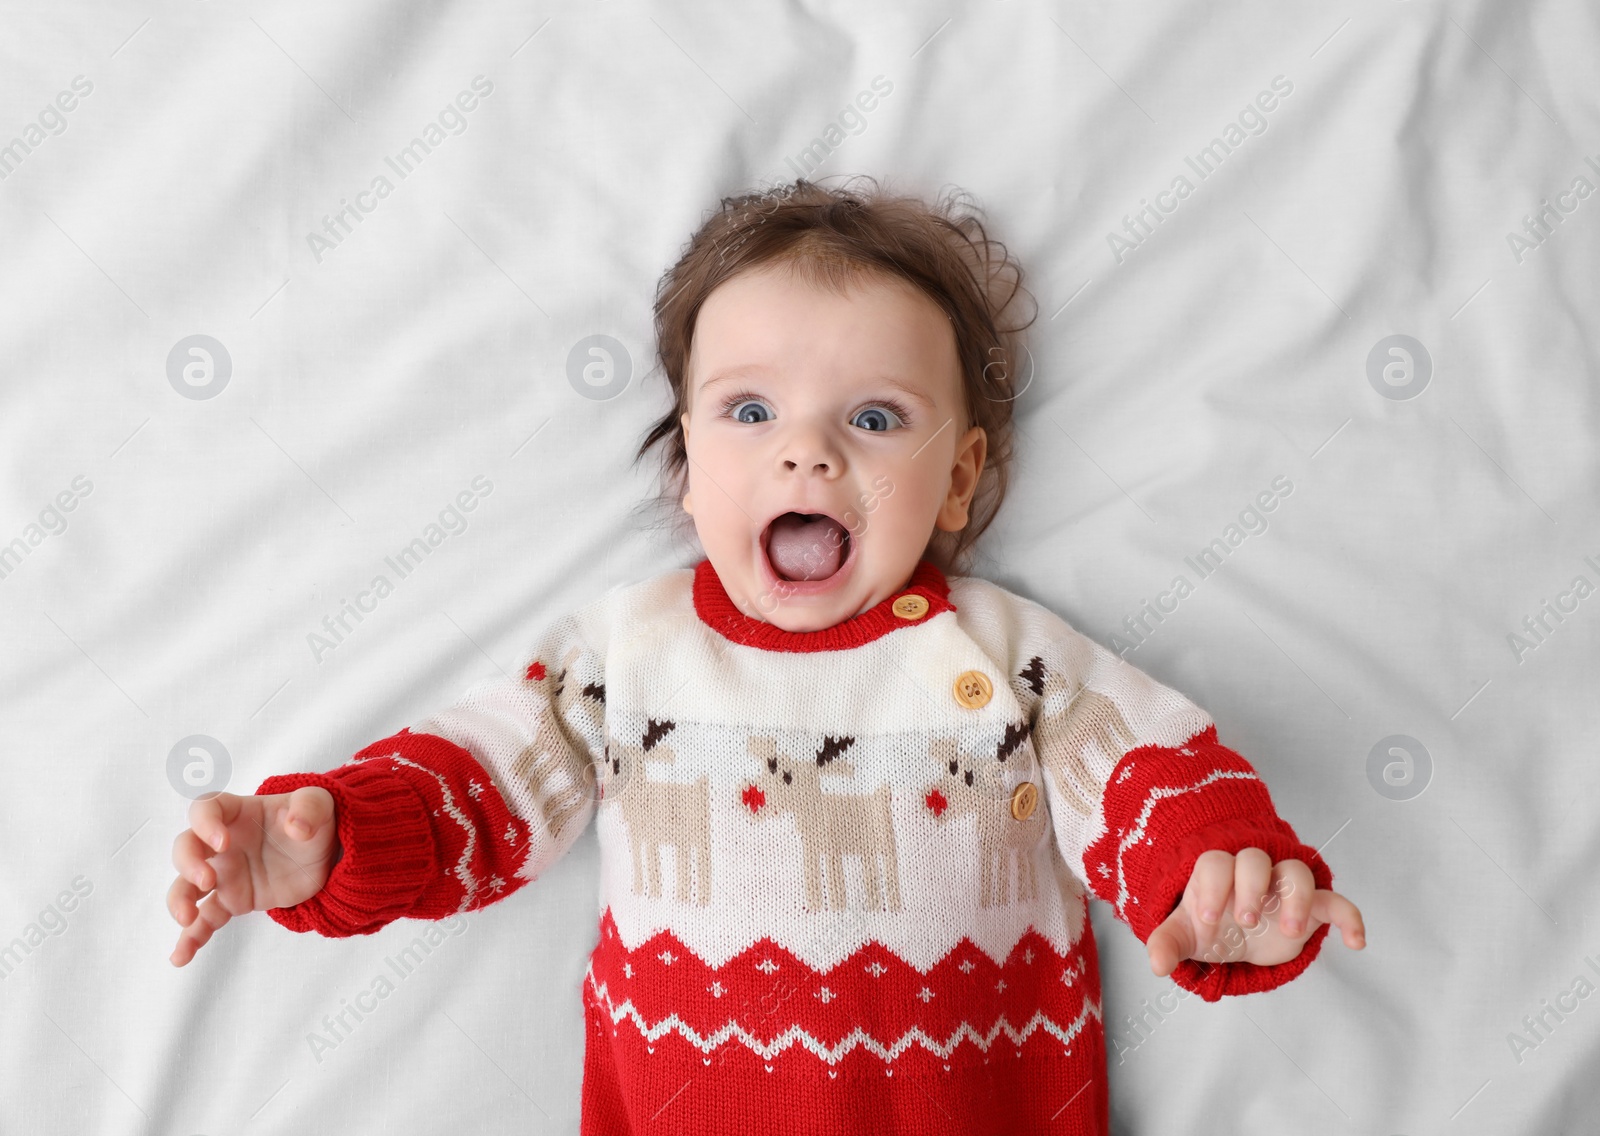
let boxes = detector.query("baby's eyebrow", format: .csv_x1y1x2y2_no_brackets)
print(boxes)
698,368,938,408
872,378,938,408
698,370,761,396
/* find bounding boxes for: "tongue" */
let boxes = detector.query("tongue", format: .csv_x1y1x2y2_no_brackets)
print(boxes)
766,513,848,581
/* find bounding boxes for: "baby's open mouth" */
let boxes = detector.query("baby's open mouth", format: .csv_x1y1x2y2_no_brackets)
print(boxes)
763,512,851,582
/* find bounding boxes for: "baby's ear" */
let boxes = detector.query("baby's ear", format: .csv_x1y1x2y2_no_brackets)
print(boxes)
678,412,695,515
935,424,986,532
935,490,972,533
935,499,970,533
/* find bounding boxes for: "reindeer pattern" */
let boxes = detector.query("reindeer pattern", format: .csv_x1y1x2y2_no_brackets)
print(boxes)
599,718,713,906
1017,655,1137,819
508,646,607,842
744,734,904,913
923,725,1048,908
575,654,1138,922
588,717,1094,917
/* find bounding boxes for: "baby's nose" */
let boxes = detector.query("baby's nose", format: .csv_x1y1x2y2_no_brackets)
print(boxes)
777,425,846,476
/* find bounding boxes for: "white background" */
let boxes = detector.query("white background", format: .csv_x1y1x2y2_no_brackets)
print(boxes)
1,1,1596,1133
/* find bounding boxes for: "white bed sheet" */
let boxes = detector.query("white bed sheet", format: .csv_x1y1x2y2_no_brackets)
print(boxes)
1,1,1597,1133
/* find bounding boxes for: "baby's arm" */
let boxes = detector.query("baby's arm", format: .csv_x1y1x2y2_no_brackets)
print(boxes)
248,725,549,937
1016,601,1350,1002
168,608,607,959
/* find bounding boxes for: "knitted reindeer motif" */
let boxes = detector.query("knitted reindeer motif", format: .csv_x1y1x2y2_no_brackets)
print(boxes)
511,646,606,841
599,718,712,906
743,734,903,913
1019,655,1136,818
923,724,1046,907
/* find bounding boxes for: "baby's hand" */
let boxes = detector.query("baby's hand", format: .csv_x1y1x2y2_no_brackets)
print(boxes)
1145,847,1365,977
166,787,338,967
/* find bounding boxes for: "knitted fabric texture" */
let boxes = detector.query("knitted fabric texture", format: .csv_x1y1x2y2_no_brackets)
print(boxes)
258,559,1334,1136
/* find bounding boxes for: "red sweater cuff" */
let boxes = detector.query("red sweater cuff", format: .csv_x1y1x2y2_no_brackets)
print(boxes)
1146,816,1334,1002
255,759,438,938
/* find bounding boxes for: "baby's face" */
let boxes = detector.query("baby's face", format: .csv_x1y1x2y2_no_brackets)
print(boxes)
679,263,985,632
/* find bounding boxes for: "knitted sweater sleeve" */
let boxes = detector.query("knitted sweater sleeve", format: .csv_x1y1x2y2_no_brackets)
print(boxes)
1012,601,1334,1002
255,610,607,937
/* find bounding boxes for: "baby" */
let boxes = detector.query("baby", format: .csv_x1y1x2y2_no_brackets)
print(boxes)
167,177,1364,1135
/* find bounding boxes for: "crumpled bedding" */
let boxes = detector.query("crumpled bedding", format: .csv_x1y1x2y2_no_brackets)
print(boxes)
1,2,1595,1133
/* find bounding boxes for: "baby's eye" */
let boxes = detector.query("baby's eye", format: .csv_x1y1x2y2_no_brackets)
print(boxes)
725,398,774,424
850,404,906,432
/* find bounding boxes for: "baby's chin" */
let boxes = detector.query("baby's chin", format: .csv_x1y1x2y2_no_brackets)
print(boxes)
756,590,880,632
727,553,889,631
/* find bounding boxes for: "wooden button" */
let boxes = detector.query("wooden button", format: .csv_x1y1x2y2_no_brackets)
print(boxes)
1010,782,1039,821
891,594,929,620
952,670,993,709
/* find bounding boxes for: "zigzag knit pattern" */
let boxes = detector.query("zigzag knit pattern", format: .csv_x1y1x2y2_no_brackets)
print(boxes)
258,558,1334,1136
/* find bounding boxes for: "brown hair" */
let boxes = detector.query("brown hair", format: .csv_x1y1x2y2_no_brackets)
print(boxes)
633,175,1037,577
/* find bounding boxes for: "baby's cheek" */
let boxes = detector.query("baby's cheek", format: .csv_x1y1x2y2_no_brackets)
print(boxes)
690,456,754,527
870,475,940,533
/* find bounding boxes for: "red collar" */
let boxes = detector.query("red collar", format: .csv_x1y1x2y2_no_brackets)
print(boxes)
692,557,955,652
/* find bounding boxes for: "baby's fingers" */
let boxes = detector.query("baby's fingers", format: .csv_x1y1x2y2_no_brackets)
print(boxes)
171,828,218,892
1269,858,1316,937
1311,889,1367,949
1146,904,1198,977
1231,847,1274,928
281,784,335,841
166,872,203,929
1188,848,1237,925
169,893,233,967
184,791,243,854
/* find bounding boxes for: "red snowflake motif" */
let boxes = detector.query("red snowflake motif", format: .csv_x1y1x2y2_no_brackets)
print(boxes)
924,788,948,817
741,783,766,814
524,661,547,681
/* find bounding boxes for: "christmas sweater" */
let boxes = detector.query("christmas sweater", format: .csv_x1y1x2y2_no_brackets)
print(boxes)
257,558,1335,1136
